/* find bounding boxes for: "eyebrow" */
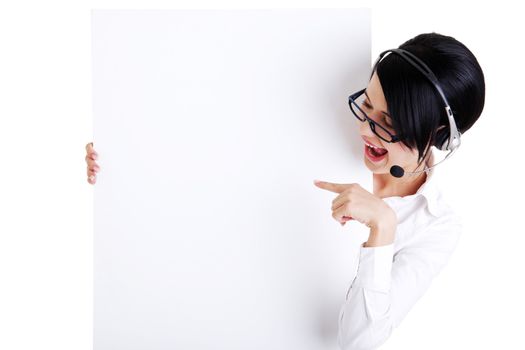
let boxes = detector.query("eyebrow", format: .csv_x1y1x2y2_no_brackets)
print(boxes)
364,91,391,117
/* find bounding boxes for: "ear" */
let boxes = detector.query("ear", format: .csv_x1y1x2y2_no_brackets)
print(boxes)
433,124,449,150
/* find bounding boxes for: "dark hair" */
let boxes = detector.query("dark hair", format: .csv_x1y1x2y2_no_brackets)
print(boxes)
370,32,485,169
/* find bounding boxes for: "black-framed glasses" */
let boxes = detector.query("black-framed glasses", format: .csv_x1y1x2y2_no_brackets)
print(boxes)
348,88,402,143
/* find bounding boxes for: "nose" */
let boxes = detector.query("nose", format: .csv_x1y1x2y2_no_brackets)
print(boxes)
357,117,376,139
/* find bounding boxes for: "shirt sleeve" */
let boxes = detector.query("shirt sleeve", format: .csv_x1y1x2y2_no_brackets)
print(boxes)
337,214,462,350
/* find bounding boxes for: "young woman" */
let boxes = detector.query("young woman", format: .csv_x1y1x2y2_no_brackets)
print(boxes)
313,32,485,349
85,32,485,349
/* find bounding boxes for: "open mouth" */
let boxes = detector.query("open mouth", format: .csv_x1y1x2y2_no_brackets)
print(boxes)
364,141,388,161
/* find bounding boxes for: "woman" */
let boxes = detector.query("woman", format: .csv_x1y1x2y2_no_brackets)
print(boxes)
85,32,485,349
313,32,484,349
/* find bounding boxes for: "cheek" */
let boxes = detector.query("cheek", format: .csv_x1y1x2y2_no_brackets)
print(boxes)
386,143,417,163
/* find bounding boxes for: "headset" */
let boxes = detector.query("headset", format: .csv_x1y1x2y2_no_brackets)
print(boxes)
371,48,462,178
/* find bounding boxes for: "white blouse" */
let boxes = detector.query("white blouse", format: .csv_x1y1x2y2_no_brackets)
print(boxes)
337,157,463,350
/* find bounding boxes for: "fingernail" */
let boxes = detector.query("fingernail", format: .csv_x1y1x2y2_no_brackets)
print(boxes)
89,175,95,181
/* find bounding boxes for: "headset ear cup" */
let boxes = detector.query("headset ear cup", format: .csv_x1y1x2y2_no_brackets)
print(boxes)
434,128,450,151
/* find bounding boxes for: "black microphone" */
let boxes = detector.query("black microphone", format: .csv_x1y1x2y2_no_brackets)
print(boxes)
389,147,458,178
389,164,431,178
390,165,407,178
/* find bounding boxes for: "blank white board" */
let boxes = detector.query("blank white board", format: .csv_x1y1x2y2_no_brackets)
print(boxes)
93,9,371,350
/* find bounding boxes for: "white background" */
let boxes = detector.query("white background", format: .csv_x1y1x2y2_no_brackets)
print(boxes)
0,1,523,349
92,9,371,350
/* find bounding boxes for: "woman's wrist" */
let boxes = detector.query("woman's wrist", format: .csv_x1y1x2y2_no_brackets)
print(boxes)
365,210,397,247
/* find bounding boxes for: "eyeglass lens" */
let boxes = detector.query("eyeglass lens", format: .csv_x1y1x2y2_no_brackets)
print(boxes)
350,93,395,142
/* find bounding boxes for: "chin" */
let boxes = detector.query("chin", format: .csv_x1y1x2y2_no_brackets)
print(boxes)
364,155,390,174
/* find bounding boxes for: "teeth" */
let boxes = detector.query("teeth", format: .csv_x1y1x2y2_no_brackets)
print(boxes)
366,142,381,149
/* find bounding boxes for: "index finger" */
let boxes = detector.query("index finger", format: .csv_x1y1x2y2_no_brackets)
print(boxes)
313,180,345,194
86,142,98,158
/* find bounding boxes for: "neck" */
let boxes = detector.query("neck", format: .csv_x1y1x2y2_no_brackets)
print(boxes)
373,152,433,198
373,170,427,198
373,155,430,198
